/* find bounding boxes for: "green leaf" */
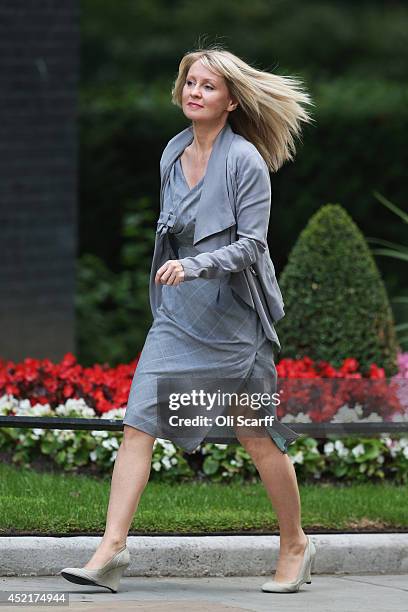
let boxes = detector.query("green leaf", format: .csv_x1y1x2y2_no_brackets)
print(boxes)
203,457,220,475
372,191,408,224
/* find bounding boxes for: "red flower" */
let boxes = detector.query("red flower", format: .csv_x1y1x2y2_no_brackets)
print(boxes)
0,352,402,422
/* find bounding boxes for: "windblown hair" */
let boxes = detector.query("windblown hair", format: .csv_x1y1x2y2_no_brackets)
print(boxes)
171,45,315,173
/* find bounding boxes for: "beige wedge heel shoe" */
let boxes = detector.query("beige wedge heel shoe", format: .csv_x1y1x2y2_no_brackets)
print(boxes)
261,535,316,593
60,545,130,593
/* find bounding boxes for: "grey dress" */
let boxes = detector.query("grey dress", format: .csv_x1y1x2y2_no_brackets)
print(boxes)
123,154,300,454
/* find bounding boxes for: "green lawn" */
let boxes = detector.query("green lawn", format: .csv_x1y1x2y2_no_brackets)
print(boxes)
0,463,406,534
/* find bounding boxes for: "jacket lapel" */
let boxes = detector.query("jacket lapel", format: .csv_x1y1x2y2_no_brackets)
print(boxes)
160,121,236,246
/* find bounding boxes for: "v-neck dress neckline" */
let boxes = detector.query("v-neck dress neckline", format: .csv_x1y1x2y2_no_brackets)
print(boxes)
177,156,205,193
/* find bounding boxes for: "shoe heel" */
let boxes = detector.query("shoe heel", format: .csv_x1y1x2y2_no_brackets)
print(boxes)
100,565,127,593
304,568,312,584
304,537,314,584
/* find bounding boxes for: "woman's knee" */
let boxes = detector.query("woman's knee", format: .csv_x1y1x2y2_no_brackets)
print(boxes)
236,432,277,461
122,424,155,447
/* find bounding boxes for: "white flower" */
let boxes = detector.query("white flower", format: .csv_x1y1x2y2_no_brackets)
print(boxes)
101,407,126,420
155,438,177,456
162,456,172,470
362,412,382,422
152,461,161,471
100,435,119,450
15,399,33,415
377,454,384,464
55,398,95,418
161,440,177,455
56,430,76,442
391,413,408,422
281,414,294,423
332,404,361,422
389,441,401,458
291,451,304,464
403,447,408,460
19,398,31,410
89,451,98,462
110,437,119,449
214,443,227,450
110,450,118,462
282,413,312,423
91,430,109,438
31,402,52,415
354,403,364,417
324,442,335,455
351,444,365,458
381,436,393,448
102,439,116,450
333,440,349,458
0,394,19,415
12,400,53,417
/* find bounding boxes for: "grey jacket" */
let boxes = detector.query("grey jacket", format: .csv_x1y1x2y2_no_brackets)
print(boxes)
149,120,285,344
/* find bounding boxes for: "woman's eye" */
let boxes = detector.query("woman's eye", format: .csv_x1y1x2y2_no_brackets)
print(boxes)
186,80,213,90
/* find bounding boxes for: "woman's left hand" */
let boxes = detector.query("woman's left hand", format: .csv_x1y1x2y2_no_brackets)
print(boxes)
155,260,185,286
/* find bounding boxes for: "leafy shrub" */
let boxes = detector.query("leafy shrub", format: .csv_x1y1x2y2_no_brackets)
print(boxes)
278,204,399,375
76,198,155,366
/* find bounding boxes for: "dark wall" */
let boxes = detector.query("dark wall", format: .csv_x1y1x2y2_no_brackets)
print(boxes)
0,0,79,361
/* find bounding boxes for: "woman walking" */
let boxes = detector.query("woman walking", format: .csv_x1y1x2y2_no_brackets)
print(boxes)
60,46,315,594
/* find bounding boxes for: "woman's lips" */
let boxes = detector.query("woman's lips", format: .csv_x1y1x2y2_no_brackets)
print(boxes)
188,102,203,108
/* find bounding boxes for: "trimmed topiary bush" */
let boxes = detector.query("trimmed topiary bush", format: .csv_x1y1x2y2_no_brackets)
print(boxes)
277,204,399,375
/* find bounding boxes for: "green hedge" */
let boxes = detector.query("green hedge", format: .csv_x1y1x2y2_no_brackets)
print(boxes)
79,77,408,303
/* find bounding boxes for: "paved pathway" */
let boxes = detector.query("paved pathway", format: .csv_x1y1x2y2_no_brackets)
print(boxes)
0,574,407,611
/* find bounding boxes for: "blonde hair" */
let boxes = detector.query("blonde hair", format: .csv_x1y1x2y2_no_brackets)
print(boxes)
171,45,315,173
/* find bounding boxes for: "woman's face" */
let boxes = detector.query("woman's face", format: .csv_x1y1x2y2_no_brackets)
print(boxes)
182,59,237,123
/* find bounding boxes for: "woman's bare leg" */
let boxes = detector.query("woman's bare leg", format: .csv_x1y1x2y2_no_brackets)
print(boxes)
84,425,155,569
236,432,308,583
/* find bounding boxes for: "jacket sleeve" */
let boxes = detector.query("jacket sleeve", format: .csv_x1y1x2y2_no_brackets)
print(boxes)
178,153,271,281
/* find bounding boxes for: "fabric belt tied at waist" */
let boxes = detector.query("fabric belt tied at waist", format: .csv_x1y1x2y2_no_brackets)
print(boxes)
157,210,177,236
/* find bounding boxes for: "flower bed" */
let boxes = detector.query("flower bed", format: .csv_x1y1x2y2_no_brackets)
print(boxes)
0,353,407,483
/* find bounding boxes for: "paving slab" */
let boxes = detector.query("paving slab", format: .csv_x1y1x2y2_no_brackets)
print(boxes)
0,574,407,612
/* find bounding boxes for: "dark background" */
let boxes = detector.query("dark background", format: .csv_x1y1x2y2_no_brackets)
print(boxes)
79,0,407,299
1,0,406,364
